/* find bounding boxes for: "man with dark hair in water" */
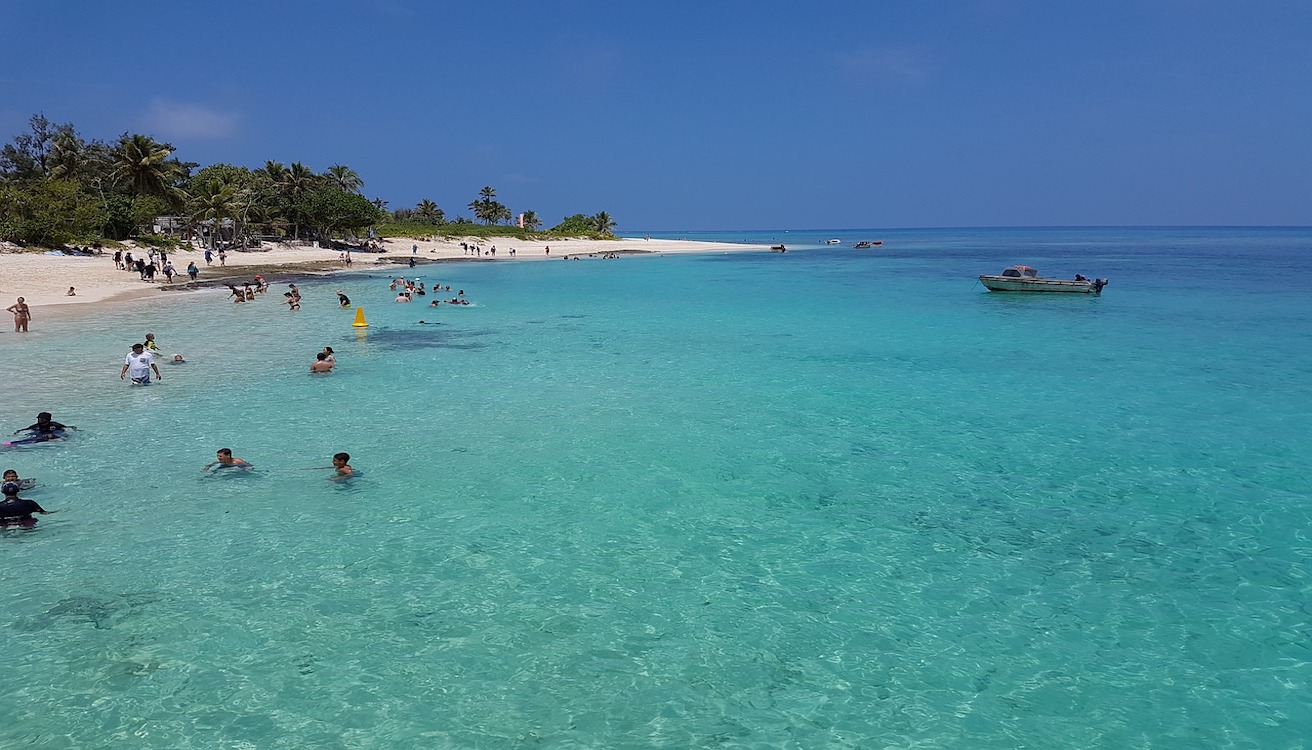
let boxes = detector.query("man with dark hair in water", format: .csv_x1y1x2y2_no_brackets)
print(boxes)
330,452,354,481
202,448,252,473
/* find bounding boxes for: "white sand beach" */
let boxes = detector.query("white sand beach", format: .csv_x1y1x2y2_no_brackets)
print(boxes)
0,235,766,316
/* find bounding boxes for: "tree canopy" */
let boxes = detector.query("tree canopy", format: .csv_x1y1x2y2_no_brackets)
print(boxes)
0,114,620,248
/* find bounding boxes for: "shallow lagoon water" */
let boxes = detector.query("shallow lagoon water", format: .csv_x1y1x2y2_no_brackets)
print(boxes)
2,228,1311,748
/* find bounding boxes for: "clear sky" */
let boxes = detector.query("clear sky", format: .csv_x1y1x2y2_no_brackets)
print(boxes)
4,0,1309,230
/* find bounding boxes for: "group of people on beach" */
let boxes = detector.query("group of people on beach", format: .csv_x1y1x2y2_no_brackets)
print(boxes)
110,248,199,284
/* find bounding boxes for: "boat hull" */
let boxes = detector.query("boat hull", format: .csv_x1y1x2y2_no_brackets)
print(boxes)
979,276,1103,294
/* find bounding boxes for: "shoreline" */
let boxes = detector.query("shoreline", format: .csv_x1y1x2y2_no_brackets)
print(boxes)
2,235,767,321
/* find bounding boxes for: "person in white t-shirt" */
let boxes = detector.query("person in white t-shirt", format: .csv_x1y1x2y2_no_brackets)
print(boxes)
120,343,162,385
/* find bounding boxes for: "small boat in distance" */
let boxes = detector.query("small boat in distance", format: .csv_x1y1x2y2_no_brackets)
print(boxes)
853,241,884,249
770,245,787,252
979,266,1108,295
825,238,841,245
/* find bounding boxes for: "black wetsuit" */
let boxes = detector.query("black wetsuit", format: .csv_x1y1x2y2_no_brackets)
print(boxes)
0,497,46,523
21,421,68,435
338,294,351,306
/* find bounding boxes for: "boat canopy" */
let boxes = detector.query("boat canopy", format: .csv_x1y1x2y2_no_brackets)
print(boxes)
1000,266,1039,278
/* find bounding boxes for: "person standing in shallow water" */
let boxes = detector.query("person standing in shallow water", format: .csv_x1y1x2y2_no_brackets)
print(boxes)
7,297,31,332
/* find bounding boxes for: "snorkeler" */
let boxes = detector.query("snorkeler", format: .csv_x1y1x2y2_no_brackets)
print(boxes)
202,448,252,472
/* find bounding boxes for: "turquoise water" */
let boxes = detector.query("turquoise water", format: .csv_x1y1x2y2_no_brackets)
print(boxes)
3,227,1311,748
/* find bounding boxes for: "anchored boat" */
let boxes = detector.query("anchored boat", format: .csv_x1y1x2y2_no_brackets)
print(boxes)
979,266,1108,294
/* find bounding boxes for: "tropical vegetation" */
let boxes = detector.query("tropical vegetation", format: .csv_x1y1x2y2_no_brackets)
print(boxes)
0,114,622,249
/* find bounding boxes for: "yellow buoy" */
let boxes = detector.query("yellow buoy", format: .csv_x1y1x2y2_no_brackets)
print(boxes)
352,307,368,327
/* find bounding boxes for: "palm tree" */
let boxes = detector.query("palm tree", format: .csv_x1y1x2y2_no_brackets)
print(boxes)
111,133,182,205
593,211,616,236
521,210,541,231
469,185,508,225
416,199,443,223
327,164,363,193
47,127,89,181
372,198,389,212
261,160,288,183
189,180,239,250
284,162,317,239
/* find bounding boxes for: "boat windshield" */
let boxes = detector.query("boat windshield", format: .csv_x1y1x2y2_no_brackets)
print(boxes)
1001,266,1039,278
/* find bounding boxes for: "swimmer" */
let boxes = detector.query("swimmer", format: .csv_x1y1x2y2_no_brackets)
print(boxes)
13,412,77,437
283,292,300,311
321,346,335,364
429,300,439,307
337,290,351,307
203,448,252,472
0,481,49,527
329,452,354,481
310,352,334,373
171,354,186,364
144,332,159,352
394,293,411,303
0,469,33,490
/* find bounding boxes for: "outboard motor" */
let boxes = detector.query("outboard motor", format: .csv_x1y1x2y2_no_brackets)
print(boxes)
1093,278,1108,295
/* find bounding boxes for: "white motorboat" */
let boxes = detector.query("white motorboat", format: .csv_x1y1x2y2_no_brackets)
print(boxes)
979,266,1107,294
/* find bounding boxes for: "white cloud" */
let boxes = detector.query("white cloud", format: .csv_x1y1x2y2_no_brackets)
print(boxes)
141,99,240,140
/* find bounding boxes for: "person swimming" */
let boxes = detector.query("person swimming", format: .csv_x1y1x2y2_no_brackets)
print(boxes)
7,412,75,445
337,290,351,307
2,469,36,491
202,448,253,472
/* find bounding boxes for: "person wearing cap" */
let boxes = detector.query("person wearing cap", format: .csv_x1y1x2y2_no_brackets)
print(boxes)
1,480,49,527
14,412,76,437
120,343,162,385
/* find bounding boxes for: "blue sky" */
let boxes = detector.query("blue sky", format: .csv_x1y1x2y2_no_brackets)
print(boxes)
4,1,1309,230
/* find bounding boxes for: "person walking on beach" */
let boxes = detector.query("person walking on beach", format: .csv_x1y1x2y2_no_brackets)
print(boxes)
120,342,162,385
204,249,213,266
7,297,31,332
187,262,198,281
217,249,227,266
